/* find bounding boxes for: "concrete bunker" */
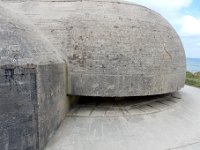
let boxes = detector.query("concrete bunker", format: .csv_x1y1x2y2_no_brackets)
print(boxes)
63,0,186,97
0,0,186,150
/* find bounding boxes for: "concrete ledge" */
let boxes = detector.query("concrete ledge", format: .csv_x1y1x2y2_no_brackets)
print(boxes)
45,86,200,150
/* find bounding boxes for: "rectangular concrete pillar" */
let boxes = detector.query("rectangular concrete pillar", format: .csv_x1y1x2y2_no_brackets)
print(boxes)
0,63,68,150
0,66,38,150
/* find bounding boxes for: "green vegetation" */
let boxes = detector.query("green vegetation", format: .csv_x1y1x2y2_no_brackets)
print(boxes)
185,71,200,88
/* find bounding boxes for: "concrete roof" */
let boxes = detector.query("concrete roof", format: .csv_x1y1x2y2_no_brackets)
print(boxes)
0,4,63,66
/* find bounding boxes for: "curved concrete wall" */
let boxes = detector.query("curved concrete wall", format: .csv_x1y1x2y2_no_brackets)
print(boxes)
65,1,186,96
5,0,186,96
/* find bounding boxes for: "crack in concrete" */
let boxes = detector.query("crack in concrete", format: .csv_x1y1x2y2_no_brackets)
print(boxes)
167,140,200,150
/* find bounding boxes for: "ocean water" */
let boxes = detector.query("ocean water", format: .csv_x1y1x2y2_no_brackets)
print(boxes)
186,58,200,73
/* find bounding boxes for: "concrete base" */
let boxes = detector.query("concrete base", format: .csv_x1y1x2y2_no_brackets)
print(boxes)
45,85,200,150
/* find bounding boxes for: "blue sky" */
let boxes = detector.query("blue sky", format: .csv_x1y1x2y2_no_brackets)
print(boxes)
126,0,200,58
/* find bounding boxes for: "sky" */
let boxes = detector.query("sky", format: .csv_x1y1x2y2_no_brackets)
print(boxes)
126,0,200,58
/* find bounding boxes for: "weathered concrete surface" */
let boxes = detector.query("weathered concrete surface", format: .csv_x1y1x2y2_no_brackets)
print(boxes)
0,1,187,150
45,86,200,150
3,0,186,97
0,5,69,150
36,64,68,150
0,67,38,150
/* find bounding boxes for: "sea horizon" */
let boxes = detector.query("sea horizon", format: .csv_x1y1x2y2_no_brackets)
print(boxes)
186,57,200,73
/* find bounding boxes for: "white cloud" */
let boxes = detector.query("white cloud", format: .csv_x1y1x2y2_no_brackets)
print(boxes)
126,0,192,15
126,0,191,9
125,0,200,58
125,0,193,31
180,15,200,36
126,0,200,37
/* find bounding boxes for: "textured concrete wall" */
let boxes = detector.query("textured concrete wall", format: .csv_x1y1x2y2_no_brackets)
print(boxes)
0,67,38,150
65,1,186,96
5,0,186,97
36,64,68,150
0,64,68,150
0,5,69,150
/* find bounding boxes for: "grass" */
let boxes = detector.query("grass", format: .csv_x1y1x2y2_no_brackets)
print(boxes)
185,71,200,88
